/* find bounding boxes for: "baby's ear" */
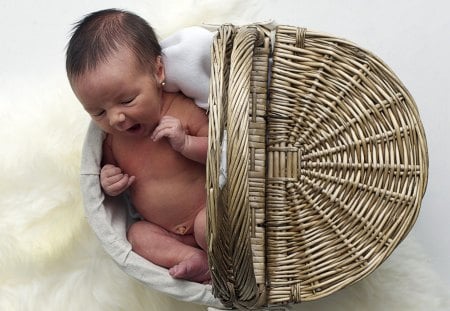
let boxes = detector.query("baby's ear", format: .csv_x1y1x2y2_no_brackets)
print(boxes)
154,56,165,84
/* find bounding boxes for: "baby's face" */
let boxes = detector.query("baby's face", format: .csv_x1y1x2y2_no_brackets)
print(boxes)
72,48,165,138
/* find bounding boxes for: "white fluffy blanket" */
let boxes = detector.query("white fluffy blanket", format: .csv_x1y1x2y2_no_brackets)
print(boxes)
1,1,449,310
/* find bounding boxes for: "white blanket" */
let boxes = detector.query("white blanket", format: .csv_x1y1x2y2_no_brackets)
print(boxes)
161,26,214,110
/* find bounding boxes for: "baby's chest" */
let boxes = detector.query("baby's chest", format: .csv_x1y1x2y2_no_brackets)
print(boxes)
113,139,186,178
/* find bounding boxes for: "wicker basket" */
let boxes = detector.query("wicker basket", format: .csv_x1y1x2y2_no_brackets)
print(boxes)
206,24,428,309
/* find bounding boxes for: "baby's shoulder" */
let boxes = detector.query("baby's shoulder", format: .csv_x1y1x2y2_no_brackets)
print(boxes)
166,91,195,106
163,92,200,116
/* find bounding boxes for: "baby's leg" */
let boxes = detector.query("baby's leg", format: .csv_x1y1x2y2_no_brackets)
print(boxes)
166,206,209,282
194,206,207,251
127,220,209,283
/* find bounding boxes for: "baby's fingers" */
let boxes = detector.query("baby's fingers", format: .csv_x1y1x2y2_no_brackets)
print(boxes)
105,174,135,196
151,126,173,142
101,164,122,178
126,175,136,188
151,117,183,140
101,171,122,186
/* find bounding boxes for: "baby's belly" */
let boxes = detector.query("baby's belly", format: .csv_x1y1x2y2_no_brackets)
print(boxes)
130,174,206,233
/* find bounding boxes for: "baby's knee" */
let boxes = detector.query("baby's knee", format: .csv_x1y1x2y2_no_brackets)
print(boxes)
127,220,157,252
127,221,142,246
194,208,207,250
194,208,206,233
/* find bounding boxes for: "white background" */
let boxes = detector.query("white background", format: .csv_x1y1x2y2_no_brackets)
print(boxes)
0,0,449,288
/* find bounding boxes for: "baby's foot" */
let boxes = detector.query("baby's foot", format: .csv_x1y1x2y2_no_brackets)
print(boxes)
169,252,210,283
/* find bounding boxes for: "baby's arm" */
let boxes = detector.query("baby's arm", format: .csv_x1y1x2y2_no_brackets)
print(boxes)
181,132,208,164
100,164,135,196
151,115,208,164
101,136,135,196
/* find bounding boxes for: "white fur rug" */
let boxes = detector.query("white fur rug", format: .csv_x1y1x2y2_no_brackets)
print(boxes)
1,1,449,310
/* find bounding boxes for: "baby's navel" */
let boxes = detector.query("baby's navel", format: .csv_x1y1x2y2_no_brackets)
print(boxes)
175,226,187,235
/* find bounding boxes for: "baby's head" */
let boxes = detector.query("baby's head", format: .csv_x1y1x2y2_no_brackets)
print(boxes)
67,9,166,137
66,8,162,83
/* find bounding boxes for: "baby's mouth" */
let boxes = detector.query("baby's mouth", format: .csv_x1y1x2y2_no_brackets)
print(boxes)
127,124,141,133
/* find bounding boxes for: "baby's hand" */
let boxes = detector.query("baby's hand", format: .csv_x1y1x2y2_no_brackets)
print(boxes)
151,116,186,152
100,164,135,196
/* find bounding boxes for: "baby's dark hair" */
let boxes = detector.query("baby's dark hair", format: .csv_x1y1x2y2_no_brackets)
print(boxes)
66,8,161,80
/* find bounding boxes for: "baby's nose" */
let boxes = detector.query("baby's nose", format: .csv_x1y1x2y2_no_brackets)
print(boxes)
109,111,126,128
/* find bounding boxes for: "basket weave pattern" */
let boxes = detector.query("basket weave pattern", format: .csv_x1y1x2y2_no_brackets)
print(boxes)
207,24,271,309
207,24,428,309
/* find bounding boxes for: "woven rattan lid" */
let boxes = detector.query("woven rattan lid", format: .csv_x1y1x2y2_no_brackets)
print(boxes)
207,24,428,309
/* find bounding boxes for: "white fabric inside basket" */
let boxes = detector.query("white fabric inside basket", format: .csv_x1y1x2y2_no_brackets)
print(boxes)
80,122,223,308
161,26,214,110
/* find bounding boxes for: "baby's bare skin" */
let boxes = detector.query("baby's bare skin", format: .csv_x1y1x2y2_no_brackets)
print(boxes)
104,93,209,282
71,48,209,282
106,93,207,233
